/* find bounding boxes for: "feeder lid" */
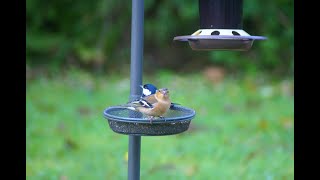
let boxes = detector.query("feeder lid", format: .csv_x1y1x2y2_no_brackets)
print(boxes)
103,105,196,136
173,29,266,51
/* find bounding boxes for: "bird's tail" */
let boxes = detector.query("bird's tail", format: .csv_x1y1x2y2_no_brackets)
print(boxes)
111,103,137,111
170,102,181,108
126,106,136,111
120,100,145,111
111,99,151,111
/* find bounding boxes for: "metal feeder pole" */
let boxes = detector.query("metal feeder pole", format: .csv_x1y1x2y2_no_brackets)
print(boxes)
128,0,144,180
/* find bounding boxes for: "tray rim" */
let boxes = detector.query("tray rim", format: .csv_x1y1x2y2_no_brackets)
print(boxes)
103,105,196,124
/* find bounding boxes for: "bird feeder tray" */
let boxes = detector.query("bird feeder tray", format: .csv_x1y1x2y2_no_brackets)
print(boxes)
173,29,266,51
103,105,196,136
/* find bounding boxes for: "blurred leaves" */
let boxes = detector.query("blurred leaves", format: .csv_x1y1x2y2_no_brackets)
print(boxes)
26,0,293,76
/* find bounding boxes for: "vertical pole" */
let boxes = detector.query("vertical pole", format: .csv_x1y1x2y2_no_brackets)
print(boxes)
128,0,144,180
128,136,141,180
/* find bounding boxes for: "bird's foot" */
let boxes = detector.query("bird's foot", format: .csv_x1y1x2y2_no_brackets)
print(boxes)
159,116,166,122
147,116,155,124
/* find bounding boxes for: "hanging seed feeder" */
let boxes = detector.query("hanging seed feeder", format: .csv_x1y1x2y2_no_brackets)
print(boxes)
173,0,267,50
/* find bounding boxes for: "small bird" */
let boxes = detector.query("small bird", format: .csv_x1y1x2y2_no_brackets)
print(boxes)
140,83,180,108
126,88,171,123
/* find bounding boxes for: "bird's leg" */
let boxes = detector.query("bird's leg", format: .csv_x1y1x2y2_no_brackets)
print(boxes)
159,116,166,122
148,116,155,124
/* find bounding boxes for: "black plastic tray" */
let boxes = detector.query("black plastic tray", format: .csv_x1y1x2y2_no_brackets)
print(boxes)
103,105,196,136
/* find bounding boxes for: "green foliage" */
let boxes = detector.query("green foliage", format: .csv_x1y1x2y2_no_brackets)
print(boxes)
26,69,294,179
26,0,293,75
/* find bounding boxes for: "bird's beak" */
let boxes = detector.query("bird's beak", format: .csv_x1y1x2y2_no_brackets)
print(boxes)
139,85,143,89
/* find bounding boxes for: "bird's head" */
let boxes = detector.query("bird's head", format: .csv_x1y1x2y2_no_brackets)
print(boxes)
140,83,157,97
155,88,170,100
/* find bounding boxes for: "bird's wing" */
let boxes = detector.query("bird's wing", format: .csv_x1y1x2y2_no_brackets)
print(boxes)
139,99,153,108
142,94,157,104
130,99,154,109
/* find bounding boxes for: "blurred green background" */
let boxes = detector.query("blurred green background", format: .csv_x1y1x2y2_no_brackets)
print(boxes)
26,0,294,179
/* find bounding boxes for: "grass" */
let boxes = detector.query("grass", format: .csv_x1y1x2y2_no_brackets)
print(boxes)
26,68,294,180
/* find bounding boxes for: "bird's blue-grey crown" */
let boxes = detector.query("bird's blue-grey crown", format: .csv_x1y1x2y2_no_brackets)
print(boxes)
140,83,157,97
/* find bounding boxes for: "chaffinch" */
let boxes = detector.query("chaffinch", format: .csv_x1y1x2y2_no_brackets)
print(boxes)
126,88,171,123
